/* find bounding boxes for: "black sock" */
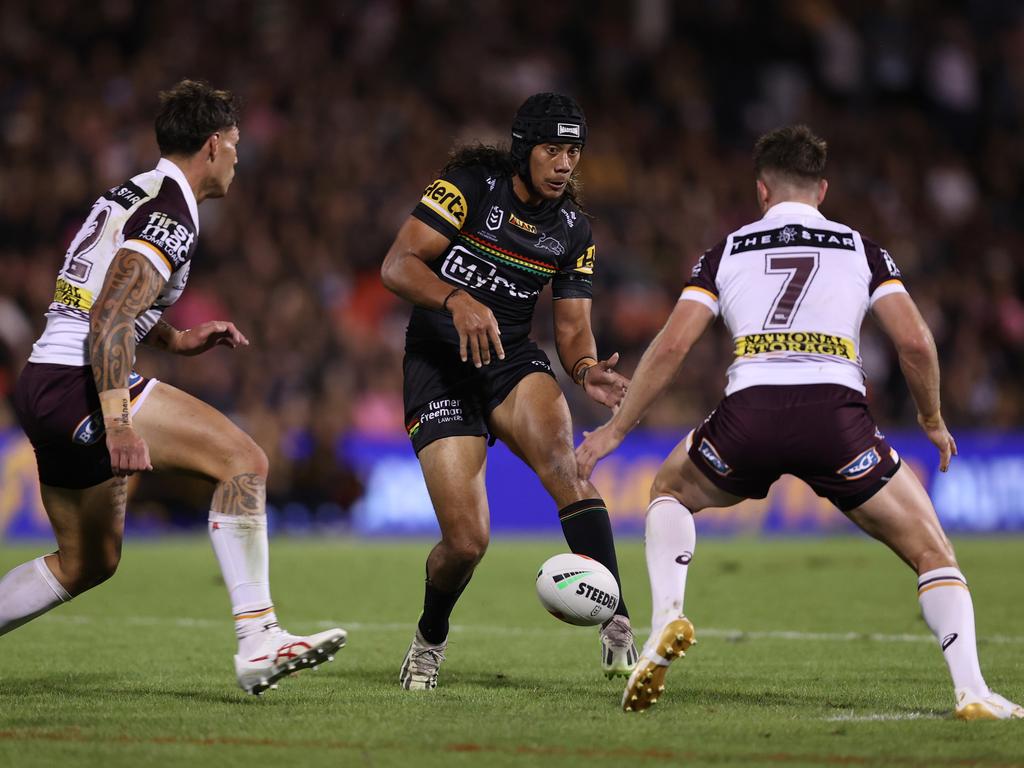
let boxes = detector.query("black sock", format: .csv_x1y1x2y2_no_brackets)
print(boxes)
558,498,629,619
417,572,469,644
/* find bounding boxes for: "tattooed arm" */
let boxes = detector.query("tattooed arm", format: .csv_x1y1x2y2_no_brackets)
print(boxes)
141,319,183,352
89,249,166,476
142,317,250,356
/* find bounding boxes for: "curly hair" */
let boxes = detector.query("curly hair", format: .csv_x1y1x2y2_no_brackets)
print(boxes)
440,143,583,208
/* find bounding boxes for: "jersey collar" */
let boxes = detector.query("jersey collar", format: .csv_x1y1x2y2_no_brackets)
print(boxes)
156,157,200,232
761,201,824,221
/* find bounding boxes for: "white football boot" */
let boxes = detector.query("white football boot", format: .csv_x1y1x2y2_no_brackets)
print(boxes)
600,615,639,678
955,689,1024,720
235,627,347,695
622,616,696,712
399,629,447,690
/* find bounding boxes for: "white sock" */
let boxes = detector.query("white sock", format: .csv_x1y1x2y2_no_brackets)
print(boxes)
209,512,279,654
645,495,696,634
0,556,71,636
917,567,987,694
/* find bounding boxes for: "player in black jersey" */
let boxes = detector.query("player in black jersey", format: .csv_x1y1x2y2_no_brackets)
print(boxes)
381,93,638,689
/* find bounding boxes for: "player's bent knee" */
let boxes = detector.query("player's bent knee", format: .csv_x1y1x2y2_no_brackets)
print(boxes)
444,533,489,567
222,436,269,481
650,470,684,504
61,552,121,596
536,454,585,497
911,543,959,574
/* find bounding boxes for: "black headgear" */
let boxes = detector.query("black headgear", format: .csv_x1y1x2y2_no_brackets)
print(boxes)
510,93,587,185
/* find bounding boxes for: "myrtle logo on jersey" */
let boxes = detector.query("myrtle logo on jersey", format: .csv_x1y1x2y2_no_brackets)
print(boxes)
420,179,467,229
698,438,732,476
486,205,504,231
730,226,856,254
557,123,581,138
508,212,537,234
574,244,596,275
562,209,577,228
837,447,881,480
535,233,565,256
138,212,195,269
441,246,537,300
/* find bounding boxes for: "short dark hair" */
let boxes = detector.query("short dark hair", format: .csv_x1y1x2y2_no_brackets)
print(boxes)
155,79,238,156
753,125,827,184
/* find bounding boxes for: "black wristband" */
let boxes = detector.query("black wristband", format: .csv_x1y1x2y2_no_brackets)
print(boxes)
442,287,465,312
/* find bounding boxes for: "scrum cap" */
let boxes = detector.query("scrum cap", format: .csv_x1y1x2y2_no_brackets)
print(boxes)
510,93,587,182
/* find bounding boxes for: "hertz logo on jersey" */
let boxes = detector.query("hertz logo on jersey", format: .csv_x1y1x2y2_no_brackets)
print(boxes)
574,244,596,275
421,179,467,230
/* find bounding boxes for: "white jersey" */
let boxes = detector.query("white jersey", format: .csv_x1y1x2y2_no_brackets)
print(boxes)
29,158,199,366
681,201,906,395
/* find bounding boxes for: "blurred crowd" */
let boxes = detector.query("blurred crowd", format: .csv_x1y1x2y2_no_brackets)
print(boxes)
2,0,1023,517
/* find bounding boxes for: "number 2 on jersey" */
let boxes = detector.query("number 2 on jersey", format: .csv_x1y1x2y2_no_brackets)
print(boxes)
763,253,819,329
62,204,110,283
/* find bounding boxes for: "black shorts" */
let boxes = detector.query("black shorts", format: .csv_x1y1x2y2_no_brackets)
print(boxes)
13,362,156,489
687,384,900,512
403,337,556,454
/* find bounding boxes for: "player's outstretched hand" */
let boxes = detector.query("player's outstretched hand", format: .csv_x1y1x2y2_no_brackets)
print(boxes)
449,291,505,367
575,421,625,480
105,424,153,477
177,321,250,356
917,412,957,472
583,352,630,409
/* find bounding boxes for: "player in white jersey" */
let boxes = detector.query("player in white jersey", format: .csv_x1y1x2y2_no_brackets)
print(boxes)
576,125,1021,720
2,80,345,694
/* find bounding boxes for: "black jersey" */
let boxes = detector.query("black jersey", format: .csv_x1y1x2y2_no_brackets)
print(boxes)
407,164,595,346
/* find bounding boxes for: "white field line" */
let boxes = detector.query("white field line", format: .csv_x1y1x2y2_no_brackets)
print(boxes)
38,614,1024,645
822,711,945,722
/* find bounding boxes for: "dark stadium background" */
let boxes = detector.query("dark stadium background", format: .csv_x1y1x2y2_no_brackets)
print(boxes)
1,0,1023,535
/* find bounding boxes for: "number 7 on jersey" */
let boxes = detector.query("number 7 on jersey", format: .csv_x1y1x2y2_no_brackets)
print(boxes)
763,253,819,329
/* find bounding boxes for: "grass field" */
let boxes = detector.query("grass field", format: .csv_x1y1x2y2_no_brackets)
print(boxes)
0,535,1021,767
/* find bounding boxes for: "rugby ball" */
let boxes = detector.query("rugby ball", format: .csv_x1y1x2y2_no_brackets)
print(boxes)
535,553,619,626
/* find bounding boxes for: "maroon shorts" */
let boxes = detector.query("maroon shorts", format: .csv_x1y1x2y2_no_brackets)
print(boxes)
687,384,900,512
13,363,155,489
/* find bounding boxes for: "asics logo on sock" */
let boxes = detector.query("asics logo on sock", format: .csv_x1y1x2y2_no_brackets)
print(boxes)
675,552,693,565
942,633,959,651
